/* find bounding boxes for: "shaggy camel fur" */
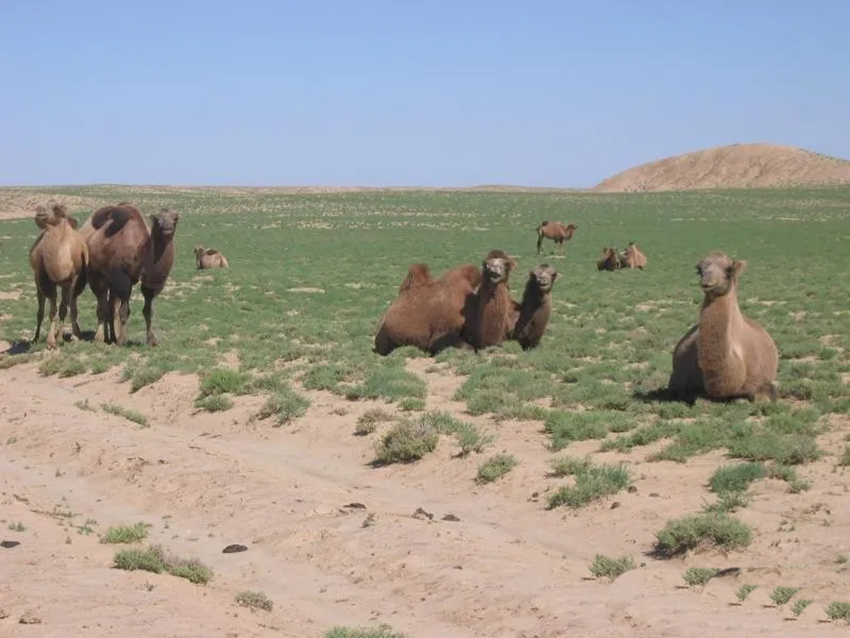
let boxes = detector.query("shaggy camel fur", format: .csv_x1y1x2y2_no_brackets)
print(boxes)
536,221,577,255
194,245,229,269
668,252,779,402
85,203,179,346
374,263,480,356
465,249,518,351
512,264,559,350
398,263,432,295
27,204,89,349
596,247,622,271
620,242,647,269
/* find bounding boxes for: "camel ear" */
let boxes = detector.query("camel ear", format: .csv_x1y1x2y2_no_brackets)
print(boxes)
35,215,49,229
731,260,747,276
507,258,517,272
66,216,78,229
552,270,560,281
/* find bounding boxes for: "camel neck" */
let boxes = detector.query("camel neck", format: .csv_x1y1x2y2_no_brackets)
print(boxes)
150,231,170,262
698,288,740,368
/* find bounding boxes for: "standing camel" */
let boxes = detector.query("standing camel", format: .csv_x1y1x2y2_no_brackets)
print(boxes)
84,203,179,346
668,251,778,402
536,221,577,255
28,203,89,349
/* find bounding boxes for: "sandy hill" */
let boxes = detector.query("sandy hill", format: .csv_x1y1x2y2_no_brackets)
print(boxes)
592,143,850,193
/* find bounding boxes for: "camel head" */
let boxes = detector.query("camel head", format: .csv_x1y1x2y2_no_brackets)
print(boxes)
34,203,77,230
151,208,180,239
194,245,206,259
530,264,559,293
482,249,516,284
696,251,747,298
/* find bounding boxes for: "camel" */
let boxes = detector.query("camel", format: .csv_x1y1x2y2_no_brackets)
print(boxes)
27,203,89,349
596,247,621,271
194,245,229,269
620,242,647,269
84,203,179,346
465,249,518,351
536,221,577,255
668,251,778,402
512,264,559,350
398,263,432,295
374,263,480,356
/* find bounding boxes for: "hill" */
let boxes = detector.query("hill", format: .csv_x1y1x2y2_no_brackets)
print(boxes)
592,143,850,192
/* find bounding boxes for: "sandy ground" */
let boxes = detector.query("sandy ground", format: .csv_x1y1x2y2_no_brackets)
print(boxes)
2,353,850,637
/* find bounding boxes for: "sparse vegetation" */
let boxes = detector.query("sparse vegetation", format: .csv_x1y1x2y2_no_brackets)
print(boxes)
113,545,213,584
708,462,766,494
547,461,630,509
101,522,149,544
257,387,310,425
355,408,395,435
589,554,635,580
791,599,813,616
373,418,438,465
826,601,850,622
101,403,149,427
235,590,274,612
770,586,801,606
476,454,518,483
325,626,406,638
655,513,752,556
8,522,25,532
735,584,758,602
682,567,720,587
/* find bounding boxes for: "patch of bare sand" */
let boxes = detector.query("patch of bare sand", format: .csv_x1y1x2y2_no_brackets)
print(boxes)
1,362,850,636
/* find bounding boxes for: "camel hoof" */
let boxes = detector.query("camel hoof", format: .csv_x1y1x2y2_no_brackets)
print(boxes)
147,335,159,347
46,341,58,350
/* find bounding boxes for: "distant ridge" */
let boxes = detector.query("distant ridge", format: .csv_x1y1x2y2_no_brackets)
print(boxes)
592,143,850,193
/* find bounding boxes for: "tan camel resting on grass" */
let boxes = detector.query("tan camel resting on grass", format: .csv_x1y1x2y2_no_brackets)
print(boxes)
668,251,778,402
620,242,647,269
28,203,89,349
194,245,229,269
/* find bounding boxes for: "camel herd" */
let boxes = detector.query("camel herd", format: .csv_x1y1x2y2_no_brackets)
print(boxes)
25,205,779,403
27,202,228,348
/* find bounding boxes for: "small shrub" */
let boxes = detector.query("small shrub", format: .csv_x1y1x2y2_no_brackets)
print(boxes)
549,455,593,477
735,584,758,602
235,590,274,612
476,454,518,483
770,586,801,606
683,567,720,587
8,522,25,532
654,513,752,556
325,625,406,638
838,445,850,467
454,422,494,455
708,462,766,493
258,388,310,425
168,557,214,584
195,394,234,412
373,419,438,465
547,463,630,509
101,522,148,544
355,408,394,435
791,599,813,616
101,403,149,426
198,368,251,397
589,554,635,580
826,601,850,622
75,399,95,411
702,491,749,514
398,397,425,411
114,546,166,573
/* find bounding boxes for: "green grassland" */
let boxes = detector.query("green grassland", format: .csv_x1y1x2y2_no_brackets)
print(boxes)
1,186,849,478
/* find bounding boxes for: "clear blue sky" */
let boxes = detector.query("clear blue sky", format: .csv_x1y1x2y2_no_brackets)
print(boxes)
1,1,847,187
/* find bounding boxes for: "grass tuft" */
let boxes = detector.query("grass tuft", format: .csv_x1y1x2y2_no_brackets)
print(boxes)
373,418,438,465
735,584,758,602
101,522,149,544
589,554,635,580
682,567,720,587
325,625,406,638
476,454,518,483
101,403,148,426
769,586,801,606
235,590,274,612
113,544,213,584
547,462,630,509
654,513,752,556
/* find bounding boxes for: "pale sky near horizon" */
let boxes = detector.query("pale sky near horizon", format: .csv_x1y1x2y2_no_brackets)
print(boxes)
1,1,848,188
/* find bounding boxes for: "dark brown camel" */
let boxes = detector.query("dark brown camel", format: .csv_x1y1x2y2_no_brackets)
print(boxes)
464,249,518,351
27,203,89,349
536,221,577,255
83,203,179,346
596,247,621,271
512,264,559,350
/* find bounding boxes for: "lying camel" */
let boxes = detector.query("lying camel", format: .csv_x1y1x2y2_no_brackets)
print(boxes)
465,249,517,350
27,203,89,348
536,221,577,255
84,203,179,346
194,245,229,269
668,251,778,402
596,247,621,271
620,242,647,269
375,263,480,356
512,264,559,350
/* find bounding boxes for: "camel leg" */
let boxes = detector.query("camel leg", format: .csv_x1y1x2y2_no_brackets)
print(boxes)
536,235,543,256
141,285,159,346
33,279,45,343
111,292,131,346
45,292,59,349
749,382,778,403
69,284,82,340
57,285,71,344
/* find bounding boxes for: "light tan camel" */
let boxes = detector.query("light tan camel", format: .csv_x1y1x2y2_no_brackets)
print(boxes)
194,245,229,269
536,221,577,255
620,242,647,269
27,203,89,349
668,251,778,402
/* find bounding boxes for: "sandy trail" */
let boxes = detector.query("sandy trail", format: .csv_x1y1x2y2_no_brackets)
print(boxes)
1,362,849,637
